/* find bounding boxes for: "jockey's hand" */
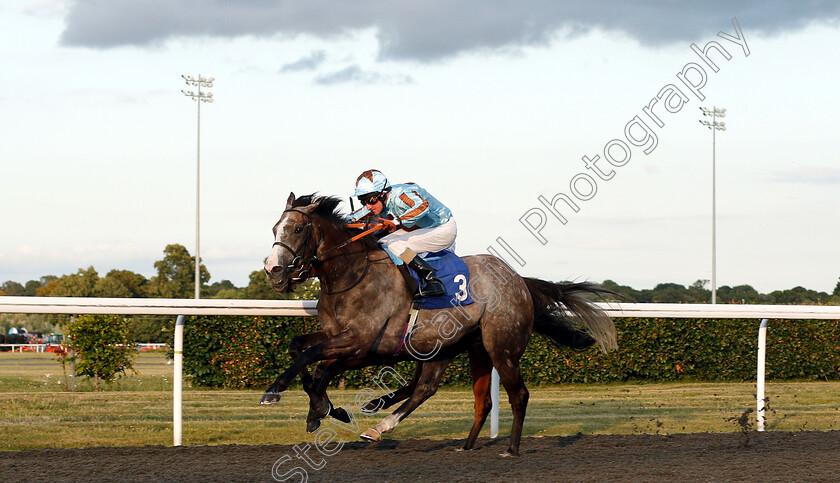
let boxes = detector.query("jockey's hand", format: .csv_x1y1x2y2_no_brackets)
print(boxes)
381,218,399,233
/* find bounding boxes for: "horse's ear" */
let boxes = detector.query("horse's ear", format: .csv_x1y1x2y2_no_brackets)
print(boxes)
300,197,322,214
285,192,295,209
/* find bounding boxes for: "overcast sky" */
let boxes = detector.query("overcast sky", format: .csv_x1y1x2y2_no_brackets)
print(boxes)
2,1,839,294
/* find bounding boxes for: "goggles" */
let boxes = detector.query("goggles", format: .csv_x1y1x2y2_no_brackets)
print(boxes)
358,192,381,205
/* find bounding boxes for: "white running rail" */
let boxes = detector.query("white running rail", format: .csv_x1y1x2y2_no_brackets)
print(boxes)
2,297,839,442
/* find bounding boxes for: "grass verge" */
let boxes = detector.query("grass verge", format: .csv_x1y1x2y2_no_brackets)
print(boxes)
2,352,840,450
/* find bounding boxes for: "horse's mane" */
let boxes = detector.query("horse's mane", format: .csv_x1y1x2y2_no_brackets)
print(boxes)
292,194,380,249
291,194,346,226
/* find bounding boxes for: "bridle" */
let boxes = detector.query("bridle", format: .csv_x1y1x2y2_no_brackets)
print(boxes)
271,209,317,292
271,208,388,294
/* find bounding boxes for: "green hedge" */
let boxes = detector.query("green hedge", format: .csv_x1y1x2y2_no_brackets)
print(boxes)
182,316,840,389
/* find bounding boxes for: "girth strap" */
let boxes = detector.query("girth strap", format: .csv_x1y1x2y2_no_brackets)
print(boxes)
394,303,421,356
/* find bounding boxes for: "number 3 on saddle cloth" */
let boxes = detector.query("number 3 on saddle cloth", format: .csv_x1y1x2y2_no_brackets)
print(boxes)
404,250,474,309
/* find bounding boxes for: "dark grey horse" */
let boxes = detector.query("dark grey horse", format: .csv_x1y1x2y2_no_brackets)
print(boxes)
263,193,616,456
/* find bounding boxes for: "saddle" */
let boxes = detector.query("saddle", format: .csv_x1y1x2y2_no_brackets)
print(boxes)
398,250,474,310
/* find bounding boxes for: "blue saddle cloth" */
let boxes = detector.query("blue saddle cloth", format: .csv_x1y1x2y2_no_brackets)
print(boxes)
409,250,474,309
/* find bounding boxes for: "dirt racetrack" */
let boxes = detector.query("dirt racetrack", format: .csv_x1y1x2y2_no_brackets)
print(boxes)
3,431,840,482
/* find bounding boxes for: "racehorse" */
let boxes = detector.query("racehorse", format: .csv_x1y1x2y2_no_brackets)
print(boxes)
263,193,617,456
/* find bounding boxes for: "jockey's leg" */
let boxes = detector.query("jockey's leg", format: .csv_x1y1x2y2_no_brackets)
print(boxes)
401,248,445,298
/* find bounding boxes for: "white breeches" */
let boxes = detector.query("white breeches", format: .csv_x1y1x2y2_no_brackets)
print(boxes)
380,217,457,261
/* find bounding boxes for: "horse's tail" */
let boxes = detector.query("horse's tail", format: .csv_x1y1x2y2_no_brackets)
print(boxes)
524,278,618,354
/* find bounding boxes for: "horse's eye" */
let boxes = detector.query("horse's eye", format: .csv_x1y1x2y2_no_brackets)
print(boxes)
294,226,304,234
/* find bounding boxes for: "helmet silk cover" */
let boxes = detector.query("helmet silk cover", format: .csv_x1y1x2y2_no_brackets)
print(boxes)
355,169,390,197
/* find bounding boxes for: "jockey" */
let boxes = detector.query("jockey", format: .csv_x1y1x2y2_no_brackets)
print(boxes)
348,169,456,298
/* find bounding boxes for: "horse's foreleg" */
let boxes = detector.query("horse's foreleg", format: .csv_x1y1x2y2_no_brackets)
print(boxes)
260,331,331,405
260,330,361,404
303,360,340,433
360,360,451,442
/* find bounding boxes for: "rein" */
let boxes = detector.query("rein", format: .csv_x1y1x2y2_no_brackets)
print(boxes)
273,210,393,294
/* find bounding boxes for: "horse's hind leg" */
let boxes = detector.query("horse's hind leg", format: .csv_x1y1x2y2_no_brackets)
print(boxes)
361,362,422,413
360,360,451,442
492,359,529,457
462,342,493,451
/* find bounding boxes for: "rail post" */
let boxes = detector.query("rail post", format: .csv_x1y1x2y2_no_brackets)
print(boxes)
174,315,186,446
490,368,500,438
756,318,769,431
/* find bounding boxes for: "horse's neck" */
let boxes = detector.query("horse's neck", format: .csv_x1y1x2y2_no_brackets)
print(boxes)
315,226,376,287
315,228,407,299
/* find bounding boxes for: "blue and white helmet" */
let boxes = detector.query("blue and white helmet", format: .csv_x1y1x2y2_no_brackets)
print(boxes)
354,169,391,199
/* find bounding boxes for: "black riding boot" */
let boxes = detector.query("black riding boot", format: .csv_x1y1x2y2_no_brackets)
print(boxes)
407,256,446,298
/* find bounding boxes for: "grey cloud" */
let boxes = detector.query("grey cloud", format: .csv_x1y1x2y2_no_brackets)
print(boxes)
61,1,840,62
314,65,413,85
280,50,327,73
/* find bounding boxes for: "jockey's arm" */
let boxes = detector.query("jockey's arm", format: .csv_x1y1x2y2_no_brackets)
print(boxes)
395,190,430,227
345,206,371,223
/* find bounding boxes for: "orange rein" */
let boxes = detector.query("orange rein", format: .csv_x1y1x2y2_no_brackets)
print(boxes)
345,219,396,241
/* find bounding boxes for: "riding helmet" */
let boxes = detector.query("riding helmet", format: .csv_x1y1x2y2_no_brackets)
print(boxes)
355,169,391,199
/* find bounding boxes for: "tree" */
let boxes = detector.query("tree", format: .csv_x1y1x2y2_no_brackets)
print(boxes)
50,267,99,297
93,277,132,298
66,314,135,390
687,280,712,303
36,279,58,296
766,286,828,304
600,280,641,302
24,280,41,296
649,283,690,303
207,279,237,297
242,269,280,300
717,284,762,304
1,281,25,296
103,270,148,297
146,244,210,298
241,269,321,300
90,270,148,298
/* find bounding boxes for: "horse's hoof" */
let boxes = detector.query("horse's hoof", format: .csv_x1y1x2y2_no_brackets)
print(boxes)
360,428,382,442
499,451,518,458
260,393,281,405
306,419,321,434
330,406,352,424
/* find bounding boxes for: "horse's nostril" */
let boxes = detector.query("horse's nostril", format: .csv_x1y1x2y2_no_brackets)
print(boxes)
271,265,283,274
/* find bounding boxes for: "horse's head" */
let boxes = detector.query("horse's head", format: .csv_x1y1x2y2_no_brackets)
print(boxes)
264,192,323,293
